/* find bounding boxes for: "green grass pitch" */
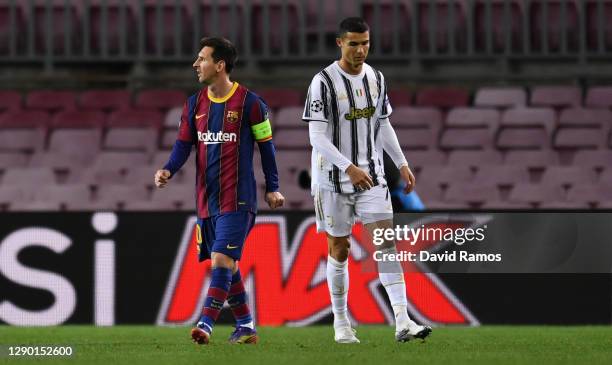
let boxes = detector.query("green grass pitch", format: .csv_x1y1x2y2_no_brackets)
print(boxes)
1,325,611,365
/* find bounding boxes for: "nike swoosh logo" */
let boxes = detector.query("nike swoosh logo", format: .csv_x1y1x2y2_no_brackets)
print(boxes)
195,114,206,119
226,244,239,249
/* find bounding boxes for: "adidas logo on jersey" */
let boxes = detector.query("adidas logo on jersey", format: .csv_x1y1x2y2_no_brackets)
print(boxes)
197,130,237,144
344,106,376,120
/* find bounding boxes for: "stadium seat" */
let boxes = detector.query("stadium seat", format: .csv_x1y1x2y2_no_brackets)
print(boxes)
508,183,565,208
543,166,600,191
273,129,310,149
416,0,468,53
404,150,446,170
124,166,157,189
32,2,80,54
415,87,469,109
585,0,612,52
29,152,88,175
107,109,164,129
51,110,106,128
387,89,412,106
418,165,473,190
497,108,556,149
0,111,48,154
164,106,182,127
251,0,300,55
103,127,158,152
87,1,137,55
553,108,611,149
135,89,186,111
91,151,150,174
585,86,612,108
274,106,305,129
1,167,56,186
276,183,314,210
361,0,411,53
31,184,92,211
567,183,612,206
79,90,131,111
572,150,612,170
472,165,530,187
530,86,582,108
0,91,22,111
257,89,302,111
96,185,149,210
474,0,523,53
597,168,612,184
447,150,503,169
391,107,443,149
275,150,310,189
474,87,527,108
0,152,29,170
0,185,27,210
26,90,77,112
529,0,579,53
140,183,195,211
0,3,25,55
444,182,500,208
439,107,499,150
142,1,191,55
47,129,102,165
196,1,246,52
504,149,560,169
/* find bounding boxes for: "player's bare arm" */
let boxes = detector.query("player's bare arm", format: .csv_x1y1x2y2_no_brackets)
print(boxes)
154,169,171,188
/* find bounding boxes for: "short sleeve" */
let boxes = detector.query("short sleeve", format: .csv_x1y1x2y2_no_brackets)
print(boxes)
250,96,273,142
302,74,330,123
177,99,194,142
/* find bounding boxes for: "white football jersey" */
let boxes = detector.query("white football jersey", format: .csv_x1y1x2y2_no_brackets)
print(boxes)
302,61,392,193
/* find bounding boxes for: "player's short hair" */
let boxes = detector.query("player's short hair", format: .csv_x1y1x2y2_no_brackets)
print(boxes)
199,37,237,74
338,17,370,38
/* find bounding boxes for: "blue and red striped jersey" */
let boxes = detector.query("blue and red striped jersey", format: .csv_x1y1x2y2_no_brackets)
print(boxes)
168,82,278,219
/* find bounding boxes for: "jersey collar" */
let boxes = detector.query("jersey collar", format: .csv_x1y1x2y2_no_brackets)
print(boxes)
207,82,239,103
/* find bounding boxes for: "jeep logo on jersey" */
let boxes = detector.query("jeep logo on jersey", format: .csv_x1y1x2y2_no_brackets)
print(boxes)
197,130,237,144
345,106,376,120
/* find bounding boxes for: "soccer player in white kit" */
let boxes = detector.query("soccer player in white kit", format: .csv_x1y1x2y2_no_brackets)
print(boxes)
302,17,432,344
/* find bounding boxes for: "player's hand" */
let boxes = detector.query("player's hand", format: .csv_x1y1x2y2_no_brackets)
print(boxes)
346,164,373,190
265,191,285,209
154,169,171,188
399,165,416,194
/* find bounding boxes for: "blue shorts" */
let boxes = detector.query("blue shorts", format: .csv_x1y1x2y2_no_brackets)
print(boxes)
196,211,256,262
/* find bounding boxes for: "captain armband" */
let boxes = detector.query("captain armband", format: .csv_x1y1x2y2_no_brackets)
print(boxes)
251,119,273,142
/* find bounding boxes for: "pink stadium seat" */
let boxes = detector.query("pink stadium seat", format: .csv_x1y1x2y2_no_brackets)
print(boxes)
0,111,48,154
540,166,598,188
29,151,88,174
0,91,22,111
47,129,102,165
447,150,503,168
474,87,526,108
96,185,149,210
275,150,310,190
508,183,565,207
275,106,304,129
164,106,183,127
474,0,523,52
140,183,195,211
418,165,473,190
32,184,92,211
387,89,412,106
595,168,612,184
160,130,176,150
0,110,49,128
107,109,164,129
585,86,612,108
135,89,186,111
257,89,302,111
91,152,150,174
405,150,446,169
529,0,579,52
2,167,56,186
504,150,560,168
530,86,582,108
415,87,469,108
553,108,611,149
473,165,530,187
51,110,106,128
26,90,77,111
416,0,468,52
103,127,158,152
124,166,157,188
272,129,310,149
567,183,612,206
79,90,131,111
439,107,499,150
572,150,612,170
444,182,500,208
0,152,28,169
274,183,313,210
497,108,556,149
390,107,442,149
0,186,27,210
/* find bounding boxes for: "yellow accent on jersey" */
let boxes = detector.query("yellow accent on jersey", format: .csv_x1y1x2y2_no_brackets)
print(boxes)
208,82,239,103
251,119,273,141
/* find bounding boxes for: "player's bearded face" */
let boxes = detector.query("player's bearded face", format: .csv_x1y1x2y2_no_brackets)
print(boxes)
192,46,218,84
338,31,370,67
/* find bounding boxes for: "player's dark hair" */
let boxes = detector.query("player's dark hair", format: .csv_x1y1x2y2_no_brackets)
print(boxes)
338,17,370,37
199,37,237,74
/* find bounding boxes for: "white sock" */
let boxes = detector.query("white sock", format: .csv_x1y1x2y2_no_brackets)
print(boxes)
377,248,412,331
241,321,254,329
327,255,350,328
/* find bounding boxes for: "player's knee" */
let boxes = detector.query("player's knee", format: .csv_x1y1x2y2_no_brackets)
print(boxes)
211,252,235,270
328,237,350,262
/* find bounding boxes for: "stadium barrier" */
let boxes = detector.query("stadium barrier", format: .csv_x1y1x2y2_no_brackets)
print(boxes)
0,211,610,326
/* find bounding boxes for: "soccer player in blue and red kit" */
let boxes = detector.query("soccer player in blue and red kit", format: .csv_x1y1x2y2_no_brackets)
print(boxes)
154,37,285,345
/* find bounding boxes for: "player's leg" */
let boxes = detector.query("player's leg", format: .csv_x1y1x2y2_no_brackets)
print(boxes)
315,187,359,343
357,185,432,342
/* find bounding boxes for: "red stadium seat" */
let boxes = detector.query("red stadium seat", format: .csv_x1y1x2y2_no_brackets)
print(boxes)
196,1,245,51
51,110,106,128
0,185,28,210
135,89,186,111
504,149,560,168
444,182,500,208
86,1,137,55
416,0,468,53
529,0,579,53
31,184,92,211
530,86,582,108
361,0,411,53
32,2,80,54
0,91,22,111
497,108,556,149
447,150,503,169
275,106,305,129
404,150,446,170
0,3,25,55
272,129,310,150
107,109,164,129
540,166,598,189
439,107,499,150
257,89,302,111
164,106,183,128
96,185,149,210
387,89,412,106
553,108,611,149
474,0,523,53
0,110,49,128
2,167,56,186
585,86,612,108
142,1,191,55
585,0,612,52
26,90,77,112
0,111,48,153
391,107,443,149
472,165,530,187
567,183,612,206
124,166,158,189
572,150,612,170
508,183,565,208
46,129,102,165
91,151,150,174
415,87,469,109
418,165,473,190
79,90,131,111
474,87,527,108
251,0,300,55
103,127,158,152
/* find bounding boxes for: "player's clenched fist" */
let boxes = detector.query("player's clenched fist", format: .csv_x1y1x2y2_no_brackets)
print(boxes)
265,191,285,209
154,169,171,188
